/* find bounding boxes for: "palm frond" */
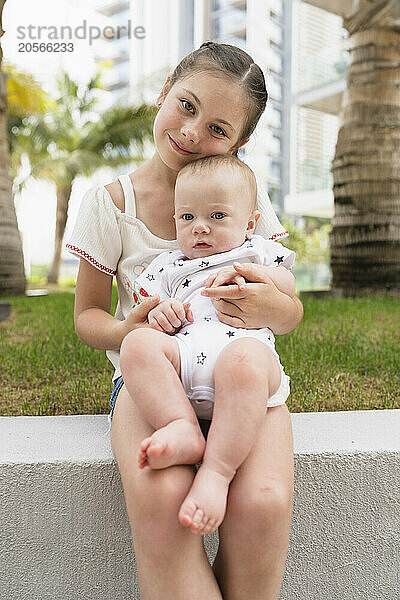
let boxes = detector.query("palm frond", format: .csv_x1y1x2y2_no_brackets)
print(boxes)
81,103,156,155
9,67,156,191
5,63,55,117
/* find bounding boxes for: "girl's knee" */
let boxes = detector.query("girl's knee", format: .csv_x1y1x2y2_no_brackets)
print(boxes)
228,479,293,535
132,465,196,519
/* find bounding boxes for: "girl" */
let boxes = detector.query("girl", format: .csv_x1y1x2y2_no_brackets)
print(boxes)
67,42,303,600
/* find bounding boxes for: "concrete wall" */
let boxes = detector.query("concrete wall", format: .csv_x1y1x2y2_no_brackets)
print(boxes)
1,410,399,599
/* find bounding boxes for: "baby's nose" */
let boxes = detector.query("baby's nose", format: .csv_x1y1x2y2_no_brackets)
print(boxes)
193,221,210,234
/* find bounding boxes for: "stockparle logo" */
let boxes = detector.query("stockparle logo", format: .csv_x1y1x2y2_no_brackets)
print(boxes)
16,20,145,53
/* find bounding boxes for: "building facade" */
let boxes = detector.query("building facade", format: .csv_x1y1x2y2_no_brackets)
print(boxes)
95,0,349,219
286,0,347,218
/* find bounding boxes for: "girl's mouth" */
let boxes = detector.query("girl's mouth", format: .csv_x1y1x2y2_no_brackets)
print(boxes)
168,135,197,156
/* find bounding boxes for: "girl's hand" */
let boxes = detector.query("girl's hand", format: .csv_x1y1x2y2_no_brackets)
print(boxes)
203,266,247,291
147,298,194,334
201,262,302,333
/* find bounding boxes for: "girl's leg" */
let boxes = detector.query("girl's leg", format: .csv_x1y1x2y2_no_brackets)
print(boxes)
110,385,223,600
213,404,294,600
179,338,281,535
120,328,205,469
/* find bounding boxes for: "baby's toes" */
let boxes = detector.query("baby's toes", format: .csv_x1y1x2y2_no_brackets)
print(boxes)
190,508,205,531
179,499,198,528
137,438,152,467
191,512,210,535
203,518,218,535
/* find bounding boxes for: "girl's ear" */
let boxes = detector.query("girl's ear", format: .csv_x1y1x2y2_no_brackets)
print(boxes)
229,137,249,155
156,75,172,108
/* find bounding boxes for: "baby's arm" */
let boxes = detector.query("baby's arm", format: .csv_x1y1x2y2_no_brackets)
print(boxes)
147,299,194,334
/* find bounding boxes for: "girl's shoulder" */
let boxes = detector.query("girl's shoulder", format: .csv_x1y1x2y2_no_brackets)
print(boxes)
104,179,125,213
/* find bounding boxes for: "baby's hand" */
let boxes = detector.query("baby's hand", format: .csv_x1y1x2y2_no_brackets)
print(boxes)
202,264,246,293
147,298,193,334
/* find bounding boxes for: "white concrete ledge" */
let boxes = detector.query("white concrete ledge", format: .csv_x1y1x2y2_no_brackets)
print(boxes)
1,410,399,599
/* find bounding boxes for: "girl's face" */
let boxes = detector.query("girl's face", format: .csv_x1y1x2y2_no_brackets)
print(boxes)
153,71,248,171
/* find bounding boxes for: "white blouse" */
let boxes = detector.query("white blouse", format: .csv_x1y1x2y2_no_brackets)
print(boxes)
66,174,289,382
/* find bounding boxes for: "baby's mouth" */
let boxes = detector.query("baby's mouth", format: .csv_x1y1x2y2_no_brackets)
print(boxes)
194,242,211,248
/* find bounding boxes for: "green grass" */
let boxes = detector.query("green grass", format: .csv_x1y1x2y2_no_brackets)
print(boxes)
1,291,399,416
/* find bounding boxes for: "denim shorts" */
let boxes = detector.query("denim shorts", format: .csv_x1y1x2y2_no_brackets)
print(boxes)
108,375,211,439
109,375,124,421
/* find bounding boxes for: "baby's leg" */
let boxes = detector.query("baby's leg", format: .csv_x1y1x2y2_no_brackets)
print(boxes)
120,328,205,470
179,338,281,534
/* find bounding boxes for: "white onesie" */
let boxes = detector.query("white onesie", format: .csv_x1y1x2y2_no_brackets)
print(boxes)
134,235,295,420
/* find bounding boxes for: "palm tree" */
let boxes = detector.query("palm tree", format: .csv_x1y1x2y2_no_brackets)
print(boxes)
5,63,54,179
12,71,156,283
0,0,25,296
330,0,400,295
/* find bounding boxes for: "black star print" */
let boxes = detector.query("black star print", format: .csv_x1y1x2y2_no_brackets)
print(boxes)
246,240,254,247
182,331,189,336
274,256,284,265
146,274,155,281
182,278,191,288
204,317,212,322
197,352,206,365
226,331,235,337
199,261,210,267
159,267,164,272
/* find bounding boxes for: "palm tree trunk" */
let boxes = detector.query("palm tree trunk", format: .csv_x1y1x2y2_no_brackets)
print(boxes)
47,184,72,284
0,0,25,296
330,0,400,295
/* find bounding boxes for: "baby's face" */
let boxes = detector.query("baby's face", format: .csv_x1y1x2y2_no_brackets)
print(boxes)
174,168,259,259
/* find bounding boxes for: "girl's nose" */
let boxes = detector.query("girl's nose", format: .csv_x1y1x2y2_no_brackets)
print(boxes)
181,125,200,144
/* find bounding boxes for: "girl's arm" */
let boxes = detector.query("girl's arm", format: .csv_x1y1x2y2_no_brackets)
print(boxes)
74,258,159,350
201,263,303,335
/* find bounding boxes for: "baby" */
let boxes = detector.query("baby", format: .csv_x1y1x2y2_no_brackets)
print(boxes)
120,154,296,535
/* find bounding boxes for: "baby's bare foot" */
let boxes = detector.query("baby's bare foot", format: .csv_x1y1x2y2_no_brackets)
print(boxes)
178,464,233,535
138,419,205,470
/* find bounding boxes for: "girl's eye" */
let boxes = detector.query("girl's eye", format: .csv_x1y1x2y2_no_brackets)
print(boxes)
181,99,195,114
182,213,194,221
211,125,226,136
212,212,225,220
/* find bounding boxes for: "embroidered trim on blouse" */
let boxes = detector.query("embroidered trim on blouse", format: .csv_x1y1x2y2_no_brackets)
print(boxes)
65,244,117,276
269,231,288,241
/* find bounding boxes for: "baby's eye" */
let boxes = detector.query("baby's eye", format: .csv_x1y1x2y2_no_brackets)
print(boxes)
210,124,226,136
181,213,194,221
181,99,195,114
212,212,226,220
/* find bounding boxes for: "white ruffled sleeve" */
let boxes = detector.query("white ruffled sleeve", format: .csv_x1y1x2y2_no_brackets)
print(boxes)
254,177,288,242
65,186,122,276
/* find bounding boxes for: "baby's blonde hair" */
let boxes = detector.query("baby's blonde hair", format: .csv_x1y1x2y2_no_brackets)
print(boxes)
177,154,258,211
